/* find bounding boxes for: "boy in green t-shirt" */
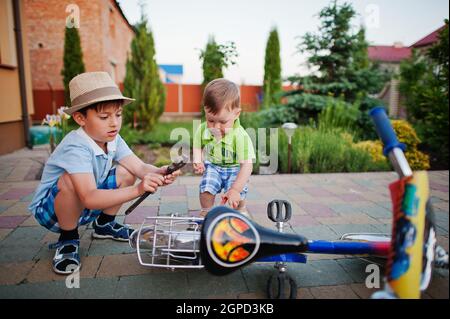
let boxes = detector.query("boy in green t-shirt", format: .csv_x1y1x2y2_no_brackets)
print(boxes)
193,78,255,218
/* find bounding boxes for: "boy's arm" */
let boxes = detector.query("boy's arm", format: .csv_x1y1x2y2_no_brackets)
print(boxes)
69,173,143,210
193,123,205,174
119,154,165,179
222,161,253,208
193,147,203,163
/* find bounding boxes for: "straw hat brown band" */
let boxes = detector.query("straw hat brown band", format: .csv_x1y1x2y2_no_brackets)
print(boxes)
71,86,122,106
65,72,135,116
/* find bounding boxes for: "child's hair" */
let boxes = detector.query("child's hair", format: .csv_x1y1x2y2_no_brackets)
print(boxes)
77,99,124,116
202,78,240,115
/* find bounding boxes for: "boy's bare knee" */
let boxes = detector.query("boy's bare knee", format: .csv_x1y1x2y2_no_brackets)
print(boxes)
116,165,136,187
200,191,214,197
57,173,75,193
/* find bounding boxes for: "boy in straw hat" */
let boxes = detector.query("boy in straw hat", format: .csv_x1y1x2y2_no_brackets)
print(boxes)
29,72,180,274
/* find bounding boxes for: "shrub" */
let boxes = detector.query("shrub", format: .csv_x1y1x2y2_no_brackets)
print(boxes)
278,127,389,173
120,122,194,146
392,120,430,170
317,98,360,134
353,120,430,171
391,120,420,147
405,150,430,171
353,140,386,163
240,112,262,130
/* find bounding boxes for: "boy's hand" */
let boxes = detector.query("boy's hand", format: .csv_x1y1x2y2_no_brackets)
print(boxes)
222,188,241,209
138,173,165,194
193,163,205,175
157,165,181,186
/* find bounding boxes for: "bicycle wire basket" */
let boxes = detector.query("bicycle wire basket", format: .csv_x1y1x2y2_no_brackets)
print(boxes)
129,214,204,269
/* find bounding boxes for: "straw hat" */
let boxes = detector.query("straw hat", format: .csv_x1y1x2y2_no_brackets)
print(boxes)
64,72,135,115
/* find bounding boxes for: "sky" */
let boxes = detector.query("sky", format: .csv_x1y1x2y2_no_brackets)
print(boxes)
118,0,449,85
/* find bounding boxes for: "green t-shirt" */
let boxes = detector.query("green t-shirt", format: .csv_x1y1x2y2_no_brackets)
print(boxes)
193,118,256,167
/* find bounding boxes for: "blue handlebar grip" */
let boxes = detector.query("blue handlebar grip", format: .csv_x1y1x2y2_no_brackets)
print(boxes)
369,107,406,156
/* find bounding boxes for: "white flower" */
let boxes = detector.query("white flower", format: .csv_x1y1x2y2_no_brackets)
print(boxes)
42,114,61,127
57,106,71,120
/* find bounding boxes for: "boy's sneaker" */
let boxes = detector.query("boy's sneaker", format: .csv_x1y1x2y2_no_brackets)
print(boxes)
49,239,81,275
92,219,134,242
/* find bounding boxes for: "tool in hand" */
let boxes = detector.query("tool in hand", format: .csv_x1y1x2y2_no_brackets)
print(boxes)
125,155,188,215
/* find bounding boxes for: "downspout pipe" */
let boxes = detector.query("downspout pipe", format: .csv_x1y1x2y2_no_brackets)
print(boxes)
13,0,32,149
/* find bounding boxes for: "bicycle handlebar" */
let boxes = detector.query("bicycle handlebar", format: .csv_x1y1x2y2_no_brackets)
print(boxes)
369,107,412,178
369,107,406,156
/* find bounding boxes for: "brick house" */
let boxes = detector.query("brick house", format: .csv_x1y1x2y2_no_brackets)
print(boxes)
368,25,446,119
24,0,135,121
410,25,447,52
368,42,412,118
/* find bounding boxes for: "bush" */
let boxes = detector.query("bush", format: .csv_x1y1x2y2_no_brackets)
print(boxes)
391,120,420,147
392,120,430,170
317,98,360,134
353,140,386,163
353,120,430,171
278,127,389,173
120,122,194,146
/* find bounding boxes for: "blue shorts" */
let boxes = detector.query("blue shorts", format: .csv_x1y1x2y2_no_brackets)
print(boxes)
200,162,248,200
34,168,118,233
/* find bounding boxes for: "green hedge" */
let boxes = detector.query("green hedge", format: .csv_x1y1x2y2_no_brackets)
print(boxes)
278,127,390,173
120,121,195,146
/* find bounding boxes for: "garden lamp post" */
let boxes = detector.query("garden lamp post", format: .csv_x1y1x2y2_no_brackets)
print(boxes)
282,123,298,173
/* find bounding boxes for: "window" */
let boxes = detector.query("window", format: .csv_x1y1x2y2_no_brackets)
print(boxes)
0,0,18,68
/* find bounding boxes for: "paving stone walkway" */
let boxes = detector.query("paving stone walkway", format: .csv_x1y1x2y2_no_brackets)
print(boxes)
0,147,448,299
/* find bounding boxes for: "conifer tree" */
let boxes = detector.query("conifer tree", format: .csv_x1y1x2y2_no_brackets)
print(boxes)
262,27,282,108
123,12,165,130
61,26,85,106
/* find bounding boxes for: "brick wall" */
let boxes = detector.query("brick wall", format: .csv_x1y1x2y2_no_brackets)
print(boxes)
25,0,134,91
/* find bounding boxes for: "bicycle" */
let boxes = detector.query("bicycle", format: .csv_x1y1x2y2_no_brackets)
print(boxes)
129,107,448,299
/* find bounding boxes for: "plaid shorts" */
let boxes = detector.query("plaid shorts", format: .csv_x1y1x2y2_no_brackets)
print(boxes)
34,168,117,233
200,162,248,200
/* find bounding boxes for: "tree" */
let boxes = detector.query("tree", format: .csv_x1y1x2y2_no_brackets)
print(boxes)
198,36,238,116
262,1,388,139
123,12,165,131
262,27,282,108
200,36,238,86
61,26,85,106
297,1,387,99
399,20,449,166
